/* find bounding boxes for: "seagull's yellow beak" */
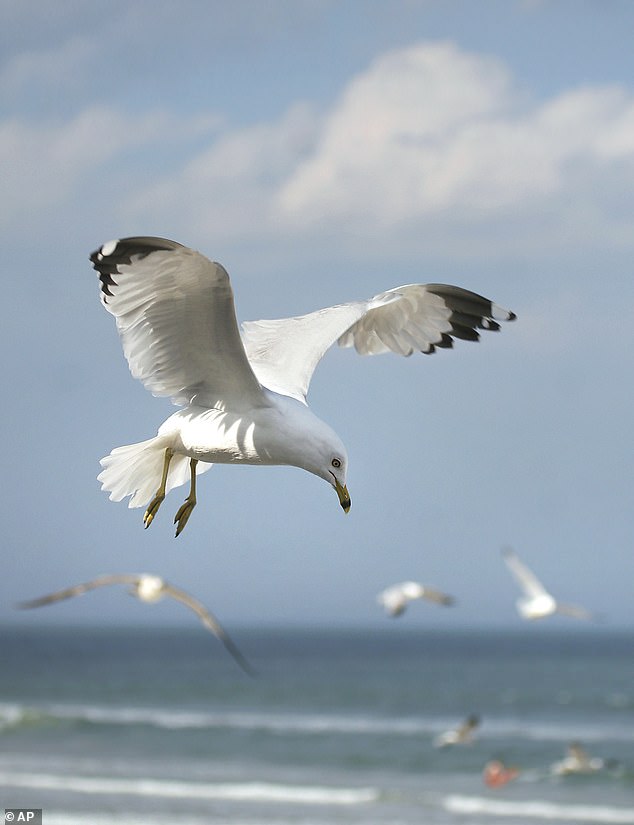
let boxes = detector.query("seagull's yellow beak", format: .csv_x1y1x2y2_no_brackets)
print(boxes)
334,478,351,513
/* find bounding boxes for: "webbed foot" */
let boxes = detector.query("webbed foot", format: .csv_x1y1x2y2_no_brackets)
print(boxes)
143,494,165,529
174,496,196,537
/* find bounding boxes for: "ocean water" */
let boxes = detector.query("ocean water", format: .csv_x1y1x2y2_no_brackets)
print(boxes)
0,626,633,824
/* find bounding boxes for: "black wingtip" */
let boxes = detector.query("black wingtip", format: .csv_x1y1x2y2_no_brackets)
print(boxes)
14,599,41,610
89,236,183,266
90,236,185,303
241,661,258,679
223,641,258,678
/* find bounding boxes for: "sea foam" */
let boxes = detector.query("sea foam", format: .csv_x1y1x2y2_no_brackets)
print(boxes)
0,770,378,806
1,700,629,743
445,794,634,823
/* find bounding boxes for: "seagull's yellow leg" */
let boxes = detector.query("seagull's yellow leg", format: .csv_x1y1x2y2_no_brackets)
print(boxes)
174,458,198,537
143,448,174,529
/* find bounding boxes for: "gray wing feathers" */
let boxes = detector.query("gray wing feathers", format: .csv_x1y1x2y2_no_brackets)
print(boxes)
502,549,548,598
423,587,455,606
90,238,263,409
556,603,593,620
242,283,514,402
163,585,255,676
338,284,514,356
16,574,140,608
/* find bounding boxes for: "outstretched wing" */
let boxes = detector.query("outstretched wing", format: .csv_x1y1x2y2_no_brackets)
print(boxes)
162,584,256,676
90,237,265,410
397,581,455,606
421,586,455,606
556,602,594,621
501,548,549,598
16,574,140,608
241,284,515,403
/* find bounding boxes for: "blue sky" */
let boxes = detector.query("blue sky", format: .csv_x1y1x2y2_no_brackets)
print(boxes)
2,0,633,630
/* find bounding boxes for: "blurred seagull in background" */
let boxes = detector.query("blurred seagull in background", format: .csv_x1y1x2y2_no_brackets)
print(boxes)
90,236,515,535
434,714,480,748
501,548,594,621
16,573,254,675
377,580,455,617
550,742,606,776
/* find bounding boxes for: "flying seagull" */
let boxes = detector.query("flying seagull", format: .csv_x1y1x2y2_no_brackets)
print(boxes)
17,574,254,675
434,714,480,748
90,236,515,535
550,742,607,776
377,580,455,616
501,548,594,621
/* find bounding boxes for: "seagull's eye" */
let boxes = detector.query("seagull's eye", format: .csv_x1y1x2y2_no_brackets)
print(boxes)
331,458,341,469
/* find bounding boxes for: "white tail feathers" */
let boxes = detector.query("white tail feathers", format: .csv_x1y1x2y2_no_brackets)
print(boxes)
98,438,212,508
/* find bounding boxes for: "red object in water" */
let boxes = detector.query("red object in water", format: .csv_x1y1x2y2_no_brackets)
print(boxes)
483,760,520,788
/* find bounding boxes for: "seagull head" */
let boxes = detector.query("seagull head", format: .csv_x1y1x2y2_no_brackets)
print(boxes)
267,395,351,512
133,575,166,603
517,592,556,620
377,588,407,616
303,436,350,512
329,457,351,513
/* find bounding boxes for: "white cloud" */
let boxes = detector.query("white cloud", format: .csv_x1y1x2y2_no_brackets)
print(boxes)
0,106,218,228
0,35,94,98
278,44,634,231
125,40,634,258
0,107,150,225
5,39,633,258
125,103,319,240
278,42,518,222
